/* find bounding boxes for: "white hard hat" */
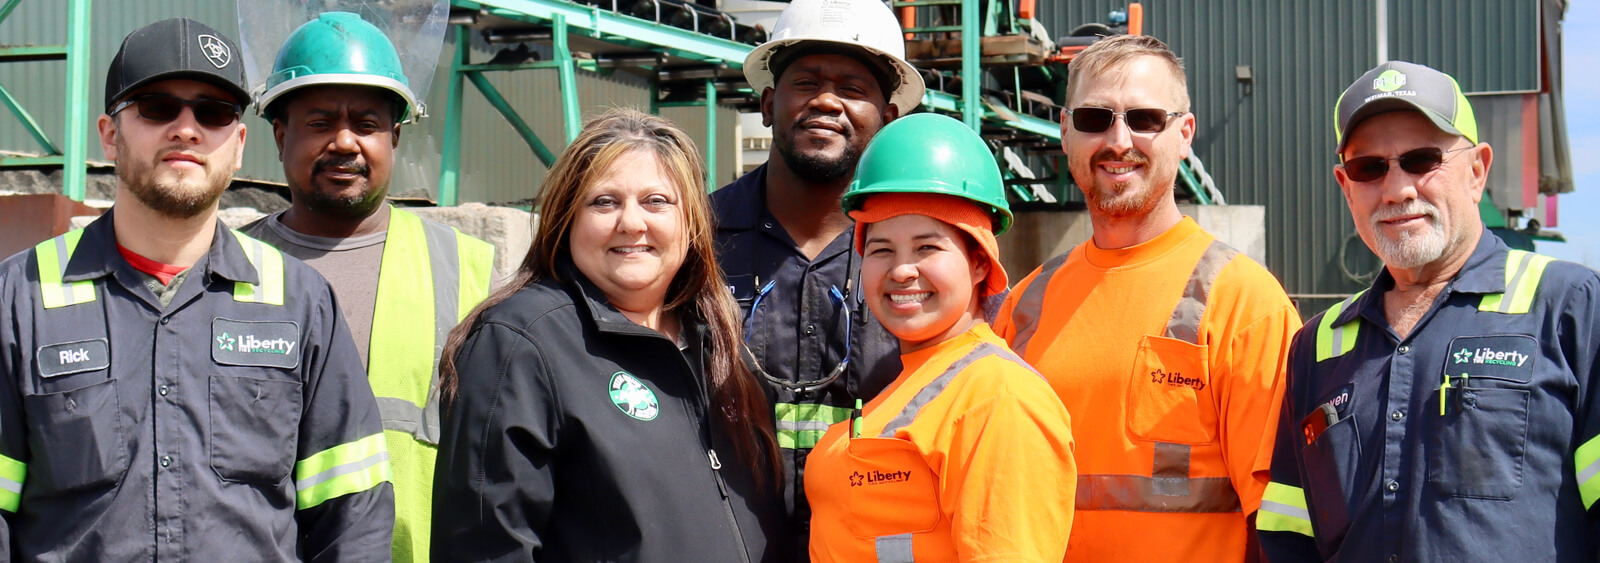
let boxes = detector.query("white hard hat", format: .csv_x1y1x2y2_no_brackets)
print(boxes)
743,0,926,113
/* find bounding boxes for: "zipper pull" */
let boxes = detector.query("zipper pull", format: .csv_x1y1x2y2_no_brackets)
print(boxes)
708,449,729,498
708,449,723,470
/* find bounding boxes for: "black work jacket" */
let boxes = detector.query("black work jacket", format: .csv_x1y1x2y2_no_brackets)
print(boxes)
711,166,901,557
432,265,789,562
0,211,394,562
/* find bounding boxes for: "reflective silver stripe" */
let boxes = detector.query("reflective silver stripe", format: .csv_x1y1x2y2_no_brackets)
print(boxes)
242,235,270,303
1259,499,1310,521
52,236,73,306
1076,443,1242,513
294,449,391,490
1164,240,1239,344
1010,252,1071,356
0,474,20,495
1578,455,1600,485
404,219,461,445
874,533,914,563
880,343,1035,437
377,396,440,444
775,419,832,432
1498,250,1536,313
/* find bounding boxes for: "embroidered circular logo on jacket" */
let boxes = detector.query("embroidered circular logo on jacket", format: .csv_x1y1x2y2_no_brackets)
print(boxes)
609,372,659,421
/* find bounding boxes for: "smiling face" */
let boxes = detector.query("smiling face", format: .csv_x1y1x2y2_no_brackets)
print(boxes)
97,79,247,219
1335,110,1490,272
567,149,689,313
762,52,899,184
861,214,989,352
1062,55,1195,219
272,85,400,219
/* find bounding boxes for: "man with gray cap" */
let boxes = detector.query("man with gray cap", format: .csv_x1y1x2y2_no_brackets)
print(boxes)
0,18,393,561
1257,60,1600,561
712,0,923,555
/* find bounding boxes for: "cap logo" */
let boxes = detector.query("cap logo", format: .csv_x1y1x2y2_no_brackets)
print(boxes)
1373,70,1406,93
197,35,231,69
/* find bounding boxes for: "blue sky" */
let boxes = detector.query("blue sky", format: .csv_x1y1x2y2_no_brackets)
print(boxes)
1535,3,1599,265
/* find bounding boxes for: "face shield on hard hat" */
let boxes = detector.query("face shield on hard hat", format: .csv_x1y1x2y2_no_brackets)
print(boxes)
236,0,448,124
743,0,926,113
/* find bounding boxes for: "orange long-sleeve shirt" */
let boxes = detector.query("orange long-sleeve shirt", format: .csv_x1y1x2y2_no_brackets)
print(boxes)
806,323,1076,563
995,217,1300,562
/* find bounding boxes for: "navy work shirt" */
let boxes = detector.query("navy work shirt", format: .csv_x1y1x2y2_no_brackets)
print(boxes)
1258,231,1600,562
713,164,901,557
0,211,394,562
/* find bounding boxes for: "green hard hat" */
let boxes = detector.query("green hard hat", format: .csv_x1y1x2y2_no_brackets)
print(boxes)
259,12,420,122
842,113,1013,234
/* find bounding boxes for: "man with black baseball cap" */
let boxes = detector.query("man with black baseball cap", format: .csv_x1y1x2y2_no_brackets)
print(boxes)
0,18,394,561
1258,60,1600,561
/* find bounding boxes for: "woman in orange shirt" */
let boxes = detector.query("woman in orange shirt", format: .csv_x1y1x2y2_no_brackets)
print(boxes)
805,114,1077,562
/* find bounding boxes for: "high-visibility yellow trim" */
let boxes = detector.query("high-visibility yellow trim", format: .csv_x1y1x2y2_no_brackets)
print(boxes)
1479,250,1554,315
35,230,95,309
294,433,392,510
1256,482,1314,537
230,231,286,306
1315,291,1365,362
1577,434,1600,510
0,454,26,513
775,402,852,449
457,231,495,321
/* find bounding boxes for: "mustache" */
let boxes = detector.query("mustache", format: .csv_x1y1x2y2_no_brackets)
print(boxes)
795,116,851,138
1372,200,1439,223
1091,147,1149,166
313,156,368,177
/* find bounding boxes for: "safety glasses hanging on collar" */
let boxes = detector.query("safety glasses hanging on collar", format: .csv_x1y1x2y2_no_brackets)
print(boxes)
742,281,854,394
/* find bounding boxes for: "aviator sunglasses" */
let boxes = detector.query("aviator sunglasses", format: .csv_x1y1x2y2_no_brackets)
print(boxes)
1064,107,1186,134
1340,146,1472,183
110,93,244,128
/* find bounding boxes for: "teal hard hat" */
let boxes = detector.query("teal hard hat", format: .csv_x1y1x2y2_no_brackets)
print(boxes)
259,12,421,122
842,113,1012,234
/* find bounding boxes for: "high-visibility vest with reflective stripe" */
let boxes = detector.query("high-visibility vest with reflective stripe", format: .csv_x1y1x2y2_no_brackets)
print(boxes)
1256,481,1314,537
363,208,494,563
1315,250,1555,363
1578,434,1600,510
1010,239,1245,514
35,229,285,309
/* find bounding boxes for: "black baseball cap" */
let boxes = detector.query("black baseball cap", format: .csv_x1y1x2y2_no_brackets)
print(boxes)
104,18,251,113
1333,60,1479,154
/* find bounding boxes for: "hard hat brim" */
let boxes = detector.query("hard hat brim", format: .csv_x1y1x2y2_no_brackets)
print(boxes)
257,73,422,123
744,37,926,114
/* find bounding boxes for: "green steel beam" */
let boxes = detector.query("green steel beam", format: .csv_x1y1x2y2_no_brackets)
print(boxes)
63,0,91,201
0,154,64,167
458,0,750,67
465,72,557,167
960,0,980,131
704,77,715,191
439,25,470,206
0,81,62,154
0,45,68,62
553,14,581,144
457,60,599,72
922,90,1059,139
0,0,23,23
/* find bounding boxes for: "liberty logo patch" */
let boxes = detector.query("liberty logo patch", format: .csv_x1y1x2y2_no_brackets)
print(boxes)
197,35,230,68
213,318,299,369
850,469,911,487
37,338,110,378
609,372,658,421
1444,335,1536,383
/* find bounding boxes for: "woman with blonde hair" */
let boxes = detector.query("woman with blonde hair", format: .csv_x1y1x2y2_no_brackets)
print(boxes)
432,107,787,562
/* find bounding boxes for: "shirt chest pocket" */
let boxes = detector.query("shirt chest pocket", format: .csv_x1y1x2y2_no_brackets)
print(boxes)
209,375,303,484
1126,335,1217,445
1426,334,1536,500
23,378,128,492
843,437,941,539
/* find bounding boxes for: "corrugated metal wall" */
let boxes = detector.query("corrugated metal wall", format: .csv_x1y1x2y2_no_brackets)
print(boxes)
0,0,741,205
1389,0,1540,93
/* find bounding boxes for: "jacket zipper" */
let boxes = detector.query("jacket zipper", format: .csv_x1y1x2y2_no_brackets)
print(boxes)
677,326,754,563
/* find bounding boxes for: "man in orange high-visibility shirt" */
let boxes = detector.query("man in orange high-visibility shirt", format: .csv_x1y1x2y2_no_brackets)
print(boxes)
994,35,1301,562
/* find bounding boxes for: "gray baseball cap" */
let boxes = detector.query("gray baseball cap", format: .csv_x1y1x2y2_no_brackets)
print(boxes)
1333,60,1478,154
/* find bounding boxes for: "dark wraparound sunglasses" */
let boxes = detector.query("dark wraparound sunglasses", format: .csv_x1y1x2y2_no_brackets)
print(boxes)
1064,107,1186,134
110,94,244,128
1340,146,1472,183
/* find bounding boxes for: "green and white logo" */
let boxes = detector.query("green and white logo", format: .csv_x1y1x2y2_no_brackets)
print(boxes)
609,371,659,421
1373,70,1407,93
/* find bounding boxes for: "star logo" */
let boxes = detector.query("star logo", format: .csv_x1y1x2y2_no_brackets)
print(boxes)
849,471,864,487
215,332,234,351
1452,348,1473,364
1150,369,1167,383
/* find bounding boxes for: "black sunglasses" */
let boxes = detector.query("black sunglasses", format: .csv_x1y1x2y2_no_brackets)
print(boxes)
1064,107,1185,134
1340,146,1472,183
110,94,243,128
